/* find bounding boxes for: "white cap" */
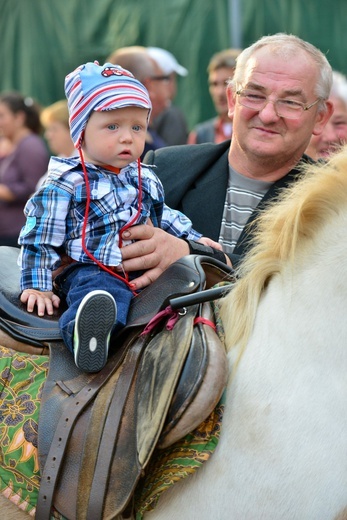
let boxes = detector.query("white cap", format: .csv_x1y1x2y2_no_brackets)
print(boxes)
147,47,188,76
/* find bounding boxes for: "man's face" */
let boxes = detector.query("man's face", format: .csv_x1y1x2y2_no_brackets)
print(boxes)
208,67,235,116
306,96,347,159
329,96,347,143
145,63,170,120
227,47,332,176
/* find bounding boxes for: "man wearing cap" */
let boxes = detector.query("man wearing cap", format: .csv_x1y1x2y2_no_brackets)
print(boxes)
18,61,219,373
148,47,189,145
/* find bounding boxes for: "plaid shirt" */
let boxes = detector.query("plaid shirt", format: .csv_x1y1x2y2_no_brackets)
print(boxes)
18,156,201,291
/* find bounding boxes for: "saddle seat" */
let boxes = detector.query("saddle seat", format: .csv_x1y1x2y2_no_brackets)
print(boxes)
0,246,234,519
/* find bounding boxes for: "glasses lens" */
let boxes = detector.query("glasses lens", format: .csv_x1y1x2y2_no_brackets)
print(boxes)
151,75,170,82
238,91,304,119
238,92,265,111
275,100,303,118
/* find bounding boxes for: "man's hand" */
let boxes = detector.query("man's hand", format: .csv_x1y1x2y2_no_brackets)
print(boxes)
120,225,190,290
198,236,223,250
20,289,60,316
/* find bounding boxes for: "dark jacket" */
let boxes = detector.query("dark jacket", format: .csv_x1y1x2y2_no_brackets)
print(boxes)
192,117,216,144
144,141,313,266
152,105,188,146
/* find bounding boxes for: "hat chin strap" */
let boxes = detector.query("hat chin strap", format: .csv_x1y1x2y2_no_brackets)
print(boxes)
78,147,143,295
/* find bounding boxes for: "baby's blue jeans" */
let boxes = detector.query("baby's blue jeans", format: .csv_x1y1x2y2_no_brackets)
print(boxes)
54,263,133,354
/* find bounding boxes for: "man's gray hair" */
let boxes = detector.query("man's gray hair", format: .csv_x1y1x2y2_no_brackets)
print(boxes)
230,33,332,110
330,70,347,106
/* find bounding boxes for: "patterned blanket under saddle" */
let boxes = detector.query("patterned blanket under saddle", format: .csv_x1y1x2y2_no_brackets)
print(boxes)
0,345,224,519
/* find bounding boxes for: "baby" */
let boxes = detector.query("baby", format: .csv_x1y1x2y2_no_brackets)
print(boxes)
18,61,221,372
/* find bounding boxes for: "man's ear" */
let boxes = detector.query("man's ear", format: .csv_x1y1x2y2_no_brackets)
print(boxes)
312,100,334,136
226,87,236,120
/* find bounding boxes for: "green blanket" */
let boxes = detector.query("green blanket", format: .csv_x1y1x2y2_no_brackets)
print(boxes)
0,343,224,518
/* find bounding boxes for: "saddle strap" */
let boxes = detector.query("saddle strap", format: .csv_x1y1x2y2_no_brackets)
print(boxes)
85,335,147,520
35,336,134,520
0,317,62,345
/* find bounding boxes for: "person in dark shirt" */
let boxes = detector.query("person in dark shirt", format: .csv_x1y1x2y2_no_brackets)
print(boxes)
0,92,49,246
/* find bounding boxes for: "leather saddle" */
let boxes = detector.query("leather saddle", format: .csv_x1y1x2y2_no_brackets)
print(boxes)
0,246,234,519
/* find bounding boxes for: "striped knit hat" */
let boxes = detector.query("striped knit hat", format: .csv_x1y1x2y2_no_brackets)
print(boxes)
65,61,152,148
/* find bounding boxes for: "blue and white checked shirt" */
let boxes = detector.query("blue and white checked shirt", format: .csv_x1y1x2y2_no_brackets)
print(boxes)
18,156,202,291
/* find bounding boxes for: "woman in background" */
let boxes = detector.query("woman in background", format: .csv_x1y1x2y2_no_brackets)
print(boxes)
0,92,49,246
36,99,76,188
41,99,75,158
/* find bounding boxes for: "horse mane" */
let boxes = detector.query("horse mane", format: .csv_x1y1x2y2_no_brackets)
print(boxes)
220,146,347,352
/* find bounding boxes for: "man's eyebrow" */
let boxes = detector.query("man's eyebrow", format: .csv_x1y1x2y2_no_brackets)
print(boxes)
245,83,305,98
280,88,305,98
243,82,264,91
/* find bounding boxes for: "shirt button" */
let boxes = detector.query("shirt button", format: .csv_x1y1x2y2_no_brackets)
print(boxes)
91,189,98,196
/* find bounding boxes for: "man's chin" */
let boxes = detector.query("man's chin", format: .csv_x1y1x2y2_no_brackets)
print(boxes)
248,138,282,157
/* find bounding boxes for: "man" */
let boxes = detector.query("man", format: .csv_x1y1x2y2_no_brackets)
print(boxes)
188,48,241,144
306,70,347,160
147,46,189,145
119,33,333,290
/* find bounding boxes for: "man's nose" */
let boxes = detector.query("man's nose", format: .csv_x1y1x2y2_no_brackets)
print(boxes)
323,123,339,144
258,99,280,121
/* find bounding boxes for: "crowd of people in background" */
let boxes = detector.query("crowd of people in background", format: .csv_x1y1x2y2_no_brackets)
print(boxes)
0,38,347,253
0,92,49,247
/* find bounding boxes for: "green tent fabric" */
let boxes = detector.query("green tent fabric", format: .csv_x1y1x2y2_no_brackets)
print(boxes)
1,0,346,131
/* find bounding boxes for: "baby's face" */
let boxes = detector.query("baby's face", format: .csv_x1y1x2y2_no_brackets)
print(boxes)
82,106,148,168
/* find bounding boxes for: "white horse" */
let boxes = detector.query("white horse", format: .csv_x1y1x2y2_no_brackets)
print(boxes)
1,149,347,519
145,150,347,520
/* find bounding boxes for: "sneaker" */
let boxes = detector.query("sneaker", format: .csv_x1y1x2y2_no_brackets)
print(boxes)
74,290,117,372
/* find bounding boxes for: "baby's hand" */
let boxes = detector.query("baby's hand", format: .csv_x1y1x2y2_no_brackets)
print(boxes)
198,236,223,251
20,289,60,317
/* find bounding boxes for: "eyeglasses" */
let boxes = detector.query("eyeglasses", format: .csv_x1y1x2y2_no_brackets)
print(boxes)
236,89,321,119
150,75,171,82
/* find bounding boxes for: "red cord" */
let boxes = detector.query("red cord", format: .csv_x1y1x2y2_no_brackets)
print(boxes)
119,157,143,248
79,149,142,295
194,317,216,331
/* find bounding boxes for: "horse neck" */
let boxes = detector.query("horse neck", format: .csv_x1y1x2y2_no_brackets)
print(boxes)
244,205,347,361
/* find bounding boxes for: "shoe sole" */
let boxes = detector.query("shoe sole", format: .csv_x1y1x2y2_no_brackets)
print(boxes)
74,290,117,372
